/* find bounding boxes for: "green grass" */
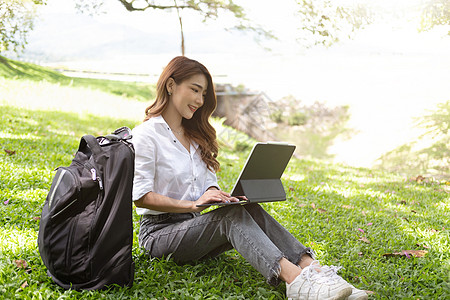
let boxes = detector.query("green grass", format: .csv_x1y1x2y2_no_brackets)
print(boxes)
0,55,155,102
1,73,449,299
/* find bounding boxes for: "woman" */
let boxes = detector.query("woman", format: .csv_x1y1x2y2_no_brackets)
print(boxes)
132,56,367,300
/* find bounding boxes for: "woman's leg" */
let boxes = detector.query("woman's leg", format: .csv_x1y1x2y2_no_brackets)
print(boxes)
279,257,303,283
240,204,319,283
139,207,354,300
242,204,315,266
140,205,290,285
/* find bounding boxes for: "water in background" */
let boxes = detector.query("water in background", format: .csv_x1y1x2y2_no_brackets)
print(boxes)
15,2,450,169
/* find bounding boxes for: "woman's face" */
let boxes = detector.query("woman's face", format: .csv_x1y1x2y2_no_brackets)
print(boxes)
168,73,208,120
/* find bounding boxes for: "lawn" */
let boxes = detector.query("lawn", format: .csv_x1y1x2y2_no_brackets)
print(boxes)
0,65,449,299
0,55,155,102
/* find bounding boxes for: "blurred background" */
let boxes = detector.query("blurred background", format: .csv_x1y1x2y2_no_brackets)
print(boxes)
2,0,450,176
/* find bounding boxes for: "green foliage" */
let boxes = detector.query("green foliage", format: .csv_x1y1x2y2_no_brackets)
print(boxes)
0,0,45,54
234,140,251,152
269,110,283,124
294,0,449,47
287,112,308,126
419,100,450,136
419,0,450,33
1,77,449,299
377,100,450,177
269,97,353,160
296,0,373,47
0,55,155,102
111,0,245,19
79,0,275,53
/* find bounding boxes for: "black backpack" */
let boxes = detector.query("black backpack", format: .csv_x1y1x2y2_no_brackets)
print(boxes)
38,127,135,290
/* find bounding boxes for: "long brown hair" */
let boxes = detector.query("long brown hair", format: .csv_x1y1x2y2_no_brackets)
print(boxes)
144,56,219,172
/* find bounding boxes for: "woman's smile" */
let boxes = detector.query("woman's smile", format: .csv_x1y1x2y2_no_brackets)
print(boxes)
188,105,198,113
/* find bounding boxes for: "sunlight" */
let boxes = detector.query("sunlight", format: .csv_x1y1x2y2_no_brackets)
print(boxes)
25,0,450,170
0,227,38,255
286,174,306,182
0,78,146,121
433,201,450,215
0,132,42,140
2,1,449,297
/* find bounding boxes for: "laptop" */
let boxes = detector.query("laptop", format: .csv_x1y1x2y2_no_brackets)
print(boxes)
197,142,296,207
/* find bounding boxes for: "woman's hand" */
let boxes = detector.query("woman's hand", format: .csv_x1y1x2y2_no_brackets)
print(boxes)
193,189,240,212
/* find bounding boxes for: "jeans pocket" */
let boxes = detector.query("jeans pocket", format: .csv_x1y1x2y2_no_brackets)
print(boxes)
167,212,198,223
139,213,199,249
141,214,171,225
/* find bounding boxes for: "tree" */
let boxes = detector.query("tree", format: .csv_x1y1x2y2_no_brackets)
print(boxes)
377,101,450,176
0,0,45,54
419,0,450,34
295,0,373,48
76,0,275,56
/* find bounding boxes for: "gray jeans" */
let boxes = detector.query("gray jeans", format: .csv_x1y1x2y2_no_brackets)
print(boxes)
139,203,314,286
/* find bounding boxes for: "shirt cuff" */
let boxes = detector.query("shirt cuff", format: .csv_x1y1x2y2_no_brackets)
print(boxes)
207,185,220,191
132,184,153,201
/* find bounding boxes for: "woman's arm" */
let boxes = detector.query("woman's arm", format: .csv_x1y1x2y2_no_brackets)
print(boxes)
134,189,239,213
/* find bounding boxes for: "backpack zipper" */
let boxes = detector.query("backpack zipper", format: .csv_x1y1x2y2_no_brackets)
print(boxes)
90,168,103,190
72,160,103,190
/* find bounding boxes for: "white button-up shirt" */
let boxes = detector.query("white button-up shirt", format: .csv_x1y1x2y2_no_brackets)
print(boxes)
132,115,220,215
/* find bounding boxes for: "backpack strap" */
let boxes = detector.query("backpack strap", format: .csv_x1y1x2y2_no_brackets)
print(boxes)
105,127,132,141
79,135,103,157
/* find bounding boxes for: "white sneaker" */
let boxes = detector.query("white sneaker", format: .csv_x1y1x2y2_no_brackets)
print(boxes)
286,260,352,300
346,287,368,300
321,266,368,300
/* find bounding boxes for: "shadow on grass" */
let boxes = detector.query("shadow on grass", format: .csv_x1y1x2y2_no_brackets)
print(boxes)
279,160,449,298
0,107,289,299
1,105,139,166
0,105,139,224
0,56,155,102
1,104,448,299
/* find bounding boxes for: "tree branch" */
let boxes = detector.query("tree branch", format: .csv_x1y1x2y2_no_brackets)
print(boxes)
117,0,191,12
110,0,275,54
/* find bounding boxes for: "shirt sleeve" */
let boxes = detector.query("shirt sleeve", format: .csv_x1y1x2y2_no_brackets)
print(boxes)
204,167,220,193
132,125,156,201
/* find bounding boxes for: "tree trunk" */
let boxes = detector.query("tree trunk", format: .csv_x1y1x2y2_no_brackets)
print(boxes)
174,0,185,56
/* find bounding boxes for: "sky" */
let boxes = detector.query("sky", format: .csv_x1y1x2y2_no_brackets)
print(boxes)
23,0,450,168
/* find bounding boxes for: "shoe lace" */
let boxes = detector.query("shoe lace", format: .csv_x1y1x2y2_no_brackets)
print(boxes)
301,260,337,292
322,265,343,280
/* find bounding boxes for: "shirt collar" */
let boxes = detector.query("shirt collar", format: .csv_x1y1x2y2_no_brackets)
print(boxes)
153,115,166,124
154,115,200,151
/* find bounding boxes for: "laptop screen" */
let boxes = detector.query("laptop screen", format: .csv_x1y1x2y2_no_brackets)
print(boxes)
230,142,296,196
